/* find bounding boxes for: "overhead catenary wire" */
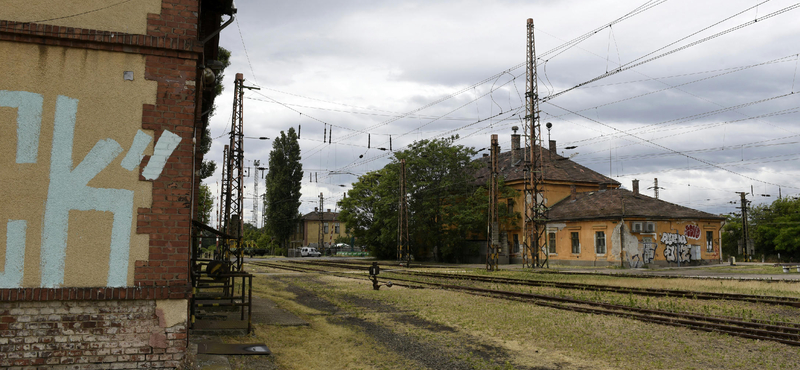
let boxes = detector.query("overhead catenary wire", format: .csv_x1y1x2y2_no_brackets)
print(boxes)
545,100,795,189
541,2,800,103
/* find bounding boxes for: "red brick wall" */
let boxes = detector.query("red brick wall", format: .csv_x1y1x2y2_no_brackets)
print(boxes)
0,300,187,369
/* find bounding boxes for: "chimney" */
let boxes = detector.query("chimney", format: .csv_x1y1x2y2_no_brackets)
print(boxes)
570,185,576,201
327,208,331,213
632,179,640,196
511,126,520,165
549,140,557,153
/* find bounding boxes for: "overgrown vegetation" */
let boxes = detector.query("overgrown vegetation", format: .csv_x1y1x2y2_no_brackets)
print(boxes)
338,136,519,262
722,196,800,262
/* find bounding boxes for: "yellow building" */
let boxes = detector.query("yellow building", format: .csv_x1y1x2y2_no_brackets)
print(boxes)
291,209,350,253
0,1,233,367
476,132,724,266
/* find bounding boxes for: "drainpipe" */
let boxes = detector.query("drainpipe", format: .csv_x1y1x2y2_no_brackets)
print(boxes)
200,11,237,45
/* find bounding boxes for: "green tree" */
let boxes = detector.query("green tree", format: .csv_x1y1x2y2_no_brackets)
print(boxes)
338,169,397,258
338,136,519,262
770,197,800,256
265,127,303,249
199,46,232,180
197,184,214,225
721,213,742,258
722,196,800,261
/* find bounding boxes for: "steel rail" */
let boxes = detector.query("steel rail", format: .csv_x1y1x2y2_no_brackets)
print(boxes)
383,275,800,346
395,270,800,307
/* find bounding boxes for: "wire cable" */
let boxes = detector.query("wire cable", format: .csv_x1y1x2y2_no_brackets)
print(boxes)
542,2,800,103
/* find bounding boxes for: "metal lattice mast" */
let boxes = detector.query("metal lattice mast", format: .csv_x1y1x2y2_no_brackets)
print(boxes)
526,18,547,268
218,73,247,272
252,160,260,227
487,135,500,271
218,146,229,232
398,159,409,266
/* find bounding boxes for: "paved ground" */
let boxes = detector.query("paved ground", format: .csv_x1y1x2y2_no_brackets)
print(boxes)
189,295,306,370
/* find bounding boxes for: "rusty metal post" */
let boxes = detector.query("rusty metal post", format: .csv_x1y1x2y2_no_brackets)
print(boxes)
526,18,547,268
398,159,409,267
487,135,500,271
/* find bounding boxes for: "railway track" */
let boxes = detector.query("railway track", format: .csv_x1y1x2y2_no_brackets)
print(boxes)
283,259,800,307
247,260,800,347
391,270,800,307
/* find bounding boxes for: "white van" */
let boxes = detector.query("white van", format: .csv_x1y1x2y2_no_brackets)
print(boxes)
300,247,321,257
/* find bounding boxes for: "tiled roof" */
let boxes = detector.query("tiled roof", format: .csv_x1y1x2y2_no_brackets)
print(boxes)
302,211,340,222
474,147,620,186
547,188,724,221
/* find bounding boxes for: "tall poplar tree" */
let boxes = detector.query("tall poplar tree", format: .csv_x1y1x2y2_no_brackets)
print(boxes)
265,127,303,249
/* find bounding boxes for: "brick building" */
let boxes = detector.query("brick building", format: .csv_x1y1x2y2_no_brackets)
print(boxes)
474,132,724,266
0,1,232,368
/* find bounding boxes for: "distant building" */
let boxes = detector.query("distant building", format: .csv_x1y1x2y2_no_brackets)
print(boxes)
474,133,724,266
291,209,349,251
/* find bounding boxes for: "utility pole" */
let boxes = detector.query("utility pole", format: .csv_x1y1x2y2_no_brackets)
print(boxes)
487,135,500,271
219,73,259,270
218,146,228,232
220,73,247,263
648,178,664,199
736,192,750,261
252,160,260,228
526,18,547,268
318,192,324,256
398,159,410,267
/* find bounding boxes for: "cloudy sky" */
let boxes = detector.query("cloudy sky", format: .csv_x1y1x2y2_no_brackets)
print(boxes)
206,0,800,226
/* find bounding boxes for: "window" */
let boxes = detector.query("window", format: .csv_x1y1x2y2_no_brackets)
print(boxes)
706,231,714,252
513,234,520,253
571,232,580,254
323,222,329,234
548,232,556,254
595,231,606,254
507,199,515,215
335,223,340,234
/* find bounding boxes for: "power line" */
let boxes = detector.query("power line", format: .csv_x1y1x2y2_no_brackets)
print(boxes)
542,2,800,103
545,100,796,189
235,17,259,87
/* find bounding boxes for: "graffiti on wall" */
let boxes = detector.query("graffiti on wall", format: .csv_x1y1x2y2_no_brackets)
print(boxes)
661,232,690,263
642,238,656,264
685,224,701,240
627,237,657,268
0,91,180,288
